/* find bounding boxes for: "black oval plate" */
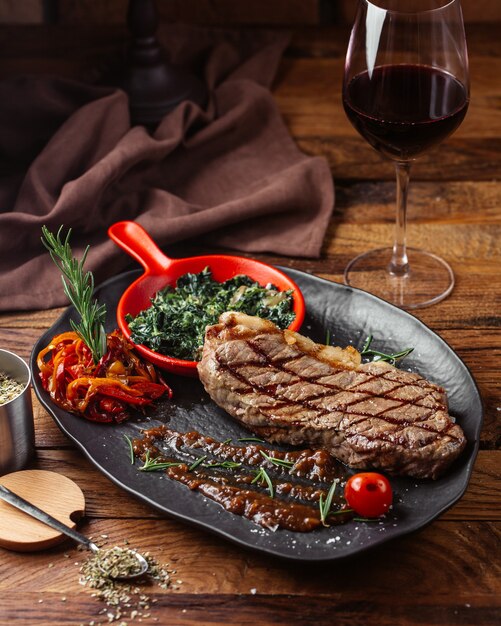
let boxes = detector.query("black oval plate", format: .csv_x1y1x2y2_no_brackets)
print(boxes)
30,269,482,562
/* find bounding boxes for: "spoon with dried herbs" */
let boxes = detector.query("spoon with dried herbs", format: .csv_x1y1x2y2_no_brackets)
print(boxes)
0,485,149,580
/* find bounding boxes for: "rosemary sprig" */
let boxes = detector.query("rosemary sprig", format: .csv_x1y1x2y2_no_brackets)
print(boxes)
222,438,232,445
139,450,182,472
189,454,207,471
325,328,331,346
203,461,242,470
124,434,135,465
237,437,266,444
41,225,107,363
259,450,294,469
330,508,354,516
361,334,414,365
251,467,274,498
318,480,339,527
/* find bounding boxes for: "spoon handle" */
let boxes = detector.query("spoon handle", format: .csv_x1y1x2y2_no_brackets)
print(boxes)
0,484,99,553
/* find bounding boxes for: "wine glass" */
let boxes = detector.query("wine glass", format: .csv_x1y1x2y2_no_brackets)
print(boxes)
342,0,469,309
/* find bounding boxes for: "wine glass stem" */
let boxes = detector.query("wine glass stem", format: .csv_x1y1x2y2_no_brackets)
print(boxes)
389,162,411,277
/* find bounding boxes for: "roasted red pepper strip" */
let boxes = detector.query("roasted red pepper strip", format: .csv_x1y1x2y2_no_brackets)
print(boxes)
37,329,171,423
95,384,152,406
130,381,169,399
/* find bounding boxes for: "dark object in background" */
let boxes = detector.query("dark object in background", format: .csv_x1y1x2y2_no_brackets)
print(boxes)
123,0,207,126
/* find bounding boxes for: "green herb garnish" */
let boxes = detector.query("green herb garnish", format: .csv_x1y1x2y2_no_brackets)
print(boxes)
259,450,294,469
318,480,339,527
190,456,242,471
126,267,295,361
188,454,207,471
361,334,414,365
237,437,266,444
251,467,274,498
124,435,135,465
202,461,242,470
41,225,107,363
329,508,354,516
139,450,182,472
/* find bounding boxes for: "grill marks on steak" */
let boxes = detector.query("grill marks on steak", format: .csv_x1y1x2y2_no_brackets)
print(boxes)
218,344,452,441
198,313,466,479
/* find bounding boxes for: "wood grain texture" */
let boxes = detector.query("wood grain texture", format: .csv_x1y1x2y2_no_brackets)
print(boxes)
289,24,501,58
57,0,320,26
0,519,499,625
0,593,499,626
337,0,501,24
6,0,500,26
274,56,501,138
0,519,499,596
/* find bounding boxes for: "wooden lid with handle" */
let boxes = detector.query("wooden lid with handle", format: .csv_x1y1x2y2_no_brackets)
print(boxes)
0,470,85,552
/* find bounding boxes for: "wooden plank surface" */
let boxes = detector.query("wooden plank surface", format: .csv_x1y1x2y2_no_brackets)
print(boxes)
0,519,499,625
1,518,500,597
4,0,500,25
0,18,500,626
337,0,501,24
57,0,320,26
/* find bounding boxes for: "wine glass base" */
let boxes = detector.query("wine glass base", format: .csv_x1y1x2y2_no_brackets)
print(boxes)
344,247,454,310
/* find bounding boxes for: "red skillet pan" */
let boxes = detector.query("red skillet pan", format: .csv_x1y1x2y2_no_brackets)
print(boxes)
108,221,306,376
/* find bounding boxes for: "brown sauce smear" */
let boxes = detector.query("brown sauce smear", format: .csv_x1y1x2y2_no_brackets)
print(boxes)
133,425,352,532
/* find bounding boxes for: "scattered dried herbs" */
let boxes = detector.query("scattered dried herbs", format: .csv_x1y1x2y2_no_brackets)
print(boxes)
78,542,174,624
88,546,144,580
0,371,25,405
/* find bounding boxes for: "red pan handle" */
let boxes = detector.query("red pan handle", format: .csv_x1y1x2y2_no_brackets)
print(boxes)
108,221,174,276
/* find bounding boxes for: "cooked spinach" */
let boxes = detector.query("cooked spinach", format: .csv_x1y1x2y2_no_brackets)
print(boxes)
126,267,295,361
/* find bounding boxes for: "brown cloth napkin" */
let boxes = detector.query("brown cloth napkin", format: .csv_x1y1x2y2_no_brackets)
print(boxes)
0,27,334,311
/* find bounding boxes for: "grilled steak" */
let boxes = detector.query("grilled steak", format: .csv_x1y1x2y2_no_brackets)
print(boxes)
198,312,466,479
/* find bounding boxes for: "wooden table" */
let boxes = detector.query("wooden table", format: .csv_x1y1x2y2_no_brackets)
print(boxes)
0,22,500,626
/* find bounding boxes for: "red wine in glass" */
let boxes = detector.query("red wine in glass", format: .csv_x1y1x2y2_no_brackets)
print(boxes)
342,0,470,309
344,64,469,161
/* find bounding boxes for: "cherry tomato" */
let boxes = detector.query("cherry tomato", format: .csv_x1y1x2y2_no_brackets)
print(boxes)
344,472,393,518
